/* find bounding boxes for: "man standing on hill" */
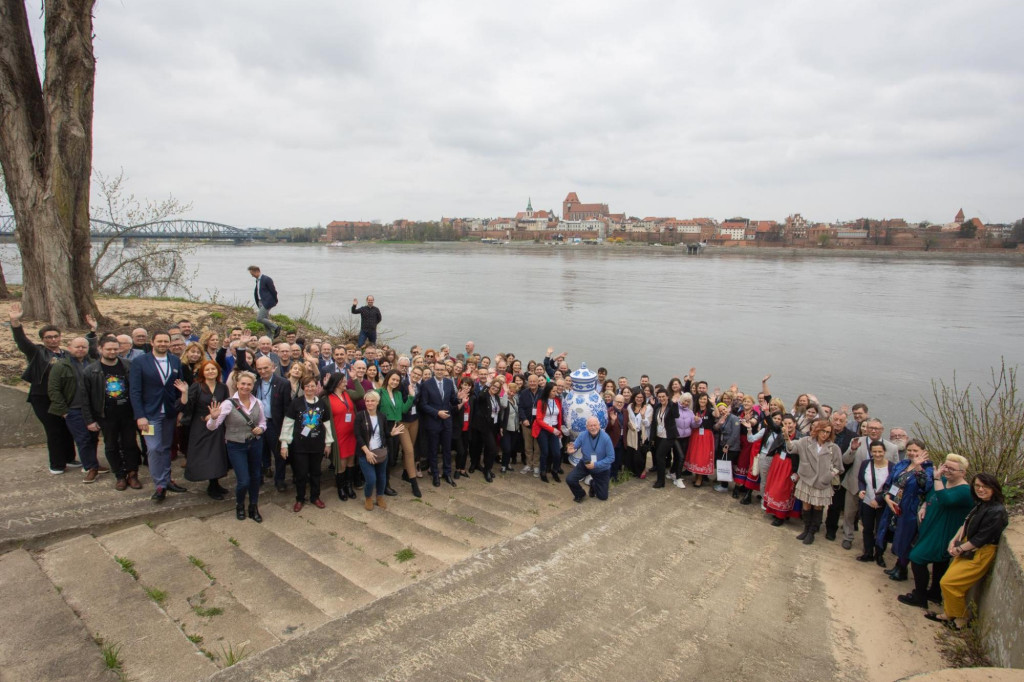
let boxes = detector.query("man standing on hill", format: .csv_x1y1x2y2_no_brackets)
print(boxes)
351,295,382,347
249,265,282,339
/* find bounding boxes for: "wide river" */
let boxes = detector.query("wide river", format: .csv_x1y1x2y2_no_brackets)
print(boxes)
5,242,1024,430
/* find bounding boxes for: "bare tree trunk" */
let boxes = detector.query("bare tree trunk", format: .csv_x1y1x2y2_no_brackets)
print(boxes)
0,260,9,299
0,0,97,325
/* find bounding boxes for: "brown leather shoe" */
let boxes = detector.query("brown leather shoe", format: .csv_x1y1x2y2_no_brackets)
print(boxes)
312,498,325,509
127,472,143,489
376,497,387,510
115,477,128,491
364,497,374,511
293,501,303,513
83,468,98,484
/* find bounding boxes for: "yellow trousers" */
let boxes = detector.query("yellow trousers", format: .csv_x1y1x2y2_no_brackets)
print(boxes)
940,543,997,618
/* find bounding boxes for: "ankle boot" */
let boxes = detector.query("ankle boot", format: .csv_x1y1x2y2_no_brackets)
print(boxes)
236,503,246,520
875,548,886,568
803,509,821,545
248,504,262,523
889,563,908,581
345,469,357,500
410,477,422,498
336,473,348,501
732,486,740,499
796,512,812,541
740,489,752,505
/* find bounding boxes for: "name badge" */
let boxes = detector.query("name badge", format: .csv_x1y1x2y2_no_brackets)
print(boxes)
888,484,900,497
699,428,705,436
301,426,312,437
410,405,417,415
531,408,537,416
345,414,352,423
464,413,470,423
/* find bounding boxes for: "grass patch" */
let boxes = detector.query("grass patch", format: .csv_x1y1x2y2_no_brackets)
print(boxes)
377,558,389,567
188,555,214,580
144,586,168,605
612,469,635,486
209,311,225,320
935,611,991,668
144,520,154,529
98,639,123,675
243,320,264,334
227,537,239,547
394,547,416,563
328,531,338,537
457,515,475,524
55,585,63,594
526,508,539,516
186,633,204,645
219,642,249,666
114,556,138,580
193,605,224,618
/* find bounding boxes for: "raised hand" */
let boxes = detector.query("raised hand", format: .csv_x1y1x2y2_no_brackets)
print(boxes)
85,314,98,331
8,302,22,324
762,373,771,383
688,367,696,378
207,399,222,421
352,298,358,307
174,379,189,395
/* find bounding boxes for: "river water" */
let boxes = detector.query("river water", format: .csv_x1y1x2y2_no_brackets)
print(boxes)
5,242,1023,430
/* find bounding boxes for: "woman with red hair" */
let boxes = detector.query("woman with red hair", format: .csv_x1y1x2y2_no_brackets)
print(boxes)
179,359,229,500
786,418,844,545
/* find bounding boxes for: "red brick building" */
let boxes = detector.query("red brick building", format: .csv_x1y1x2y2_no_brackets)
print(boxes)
563,192,610,221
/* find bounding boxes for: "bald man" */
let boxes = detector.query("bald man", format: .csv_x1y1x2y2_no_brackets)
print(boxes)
565,416,615,503
131,328,152,354
48,336,107,481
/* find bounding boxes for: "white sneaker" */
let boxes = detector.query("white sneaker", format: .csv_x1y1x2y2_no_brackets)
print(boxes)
583,475,592,486
533,467,540,478
521,465,532,474
674,479,686,489
713,484,728,492
49,467,65,475
667,473,676,481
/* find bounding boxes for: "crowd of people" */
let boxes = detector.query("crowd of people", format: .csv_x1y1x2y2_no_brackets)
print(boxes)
6,267,1011,631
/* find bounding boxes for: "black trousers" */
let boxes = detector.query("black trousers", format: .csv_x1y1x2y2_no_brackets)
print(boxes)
911,560,948,601
100,410,142,478
29,394,76,470
423,422,453,477
671,436,690,477
262,424,287,484
653,437,674,485
292,449,323,502
860,501,884,555
454,429,470,471
471,428,499,474
825,484,845,535
624,445,646,478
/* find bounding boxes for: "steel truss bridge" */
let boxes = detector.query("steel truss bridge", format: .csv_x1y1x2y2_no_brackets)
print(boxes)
0,215,254,241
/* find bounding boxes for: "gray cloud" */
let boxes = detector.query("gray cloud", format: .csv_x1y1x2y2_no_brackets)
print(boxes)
25,0,1020,226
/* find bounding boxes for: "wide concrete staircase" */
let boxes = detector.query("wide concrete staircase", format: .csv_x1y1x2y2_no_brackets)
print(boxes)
0,469,577,682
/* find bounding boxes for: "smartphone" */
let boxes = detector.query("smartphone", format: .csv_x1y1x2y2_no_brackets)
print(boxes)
142,425,155,436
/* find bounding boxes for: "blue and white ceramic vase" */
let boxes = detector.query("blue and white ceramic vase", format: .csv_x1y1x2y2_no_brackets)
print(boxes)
563,362,608,441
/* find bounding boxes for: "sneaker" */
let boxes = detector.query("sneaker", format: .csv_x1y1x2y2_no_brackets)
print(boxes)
668,473,677,481
521,465,532,475
83,468,99,484
533,467,540,478
49,467,65,475
95,466,110,474
713,484,728,492
583,475,592,486
66,461,83,468
674,479,686,489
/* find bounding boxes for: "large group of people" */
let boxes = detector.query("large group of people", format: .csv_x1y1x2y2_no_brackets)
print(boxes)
6,266,1011,632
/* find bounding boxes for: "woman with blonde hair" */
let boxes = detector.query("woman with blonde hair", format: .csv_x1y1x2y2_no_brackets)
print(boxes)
199,330,220,363
898,452,974,608
786,418,843,545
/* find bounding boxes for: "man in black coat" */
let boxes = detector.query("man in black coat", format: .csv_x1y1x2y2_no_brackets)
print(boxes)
254,356,292,492
249,265,282,339
351,295,382,347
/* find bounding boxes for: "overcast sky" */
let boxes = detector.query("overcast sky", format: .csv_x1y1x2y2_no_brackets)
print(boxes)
30,0,1024,227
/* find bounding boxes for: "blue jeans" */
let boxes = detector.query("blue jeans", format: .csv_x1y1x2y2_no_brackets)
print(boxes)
566,460,610,500
357,329,377,347
64,408,99,471
227,439,263,506
143,416,175,489
537,430,561,474
357,454,387,498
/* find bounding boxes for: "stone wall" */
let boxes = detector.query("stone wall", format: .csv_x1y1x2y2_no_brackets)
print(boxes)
0,385,45,447
977,519,1024,668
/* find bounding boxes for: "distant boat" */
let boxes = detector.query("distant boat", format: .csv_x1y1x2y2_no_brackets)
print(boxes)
327,241,346,247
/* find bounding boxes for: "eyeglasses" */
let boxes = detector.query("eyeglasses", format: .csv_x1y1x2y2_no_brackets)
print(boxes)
42,334,60,340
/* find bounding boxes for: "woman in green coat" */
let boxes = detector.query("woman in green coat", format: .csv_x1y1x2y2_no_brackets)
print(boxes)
378,370,420,497
898,453,973,608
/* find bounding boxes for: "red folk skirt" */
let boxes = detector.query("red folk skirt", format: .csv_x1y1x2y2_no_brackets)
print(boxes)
763,454,800,519
685,428,715,475
735,437,761,490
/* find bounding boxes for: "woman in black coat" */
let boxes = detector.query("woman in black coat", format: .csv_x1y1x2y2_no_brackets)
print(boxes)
469,380,505,482
650,387,680,489
180,359,229,499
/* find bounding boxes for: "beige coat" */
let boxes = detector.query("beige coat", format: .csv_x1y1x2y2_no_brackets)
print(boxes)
787,437,843,490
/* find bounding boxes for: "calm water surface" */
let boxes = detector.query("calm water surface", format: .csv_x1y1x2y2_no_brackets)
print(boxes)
5,242,1023,430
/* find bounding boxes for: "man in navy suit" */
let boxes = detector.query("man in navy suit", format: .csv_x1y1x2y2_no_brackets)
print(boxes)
419,360,459,487
249,265,282,339
253,356,293,492
129,332,187,502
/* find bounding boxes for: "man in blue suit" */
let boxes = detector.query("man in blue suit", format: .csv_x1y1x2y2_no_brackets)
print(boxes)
129,332,187,502
419,360,459,488
249,265,282,339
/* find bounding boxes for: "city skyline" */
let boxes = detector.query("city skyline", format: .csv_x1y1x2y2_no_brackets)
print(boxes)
26,0,1023,226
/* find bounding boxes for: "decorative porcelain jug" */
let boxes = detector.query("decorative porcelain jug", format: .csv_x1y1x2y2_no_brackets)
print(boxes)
563,362,608,441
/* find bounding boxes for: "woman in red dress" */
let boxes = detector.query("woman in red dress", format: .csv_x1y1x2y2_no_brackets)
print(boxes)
762,413,802,525
327,373,358,501
685,393,716,486
734,395,763,503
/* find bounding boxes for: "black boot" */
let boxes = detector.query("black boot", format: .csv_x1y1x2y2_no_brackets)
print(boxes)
344,469,357,500
802,509,819,545
236,503,246,521
796,512,812,541
248,504,262,523
740,489,752,505
875,548,887,568
732,486,740,499
889,563,908,581
410,477,422,498
336,473,348,501
383,469,397,497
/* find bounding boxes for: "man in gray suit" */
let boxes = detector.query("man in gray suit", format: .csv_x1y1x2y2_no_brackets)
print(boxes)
839,418,900,549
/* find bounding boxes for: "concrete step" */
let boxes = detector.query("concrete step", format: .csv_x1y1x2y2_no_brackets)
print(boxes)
328,499,475,564
157,517,328,639
436,497,532,537
386,496,506,548
36,534,218,682
255,503,411,598
456,488,546,523
97,524,280,665
204,512,375,619
0,548,115,682
296,504,446,579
